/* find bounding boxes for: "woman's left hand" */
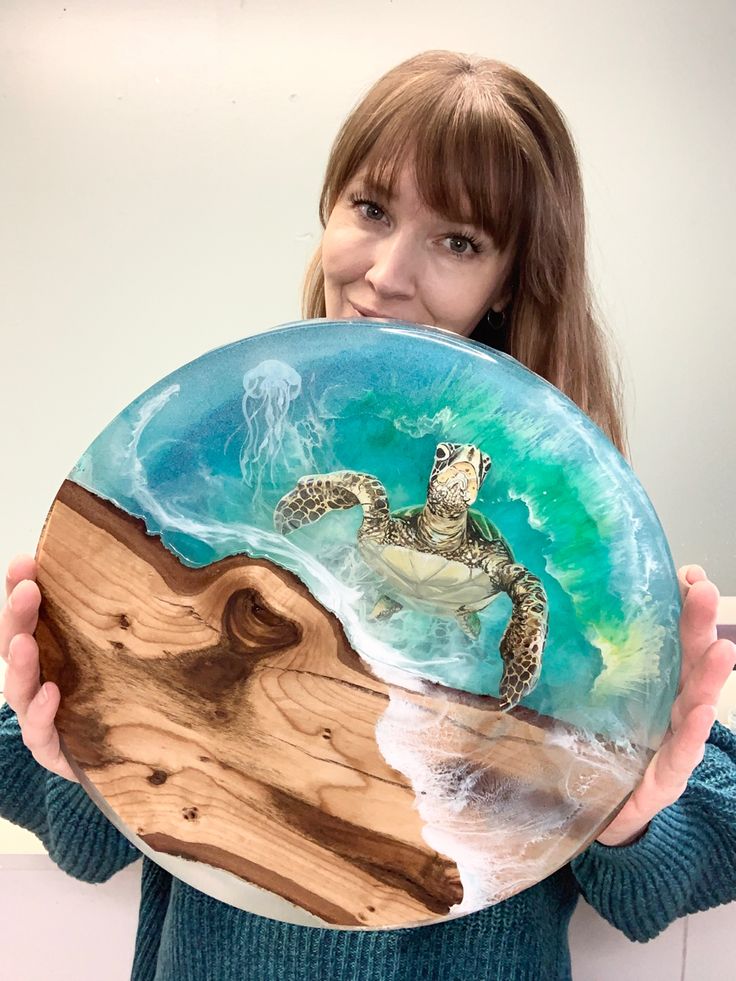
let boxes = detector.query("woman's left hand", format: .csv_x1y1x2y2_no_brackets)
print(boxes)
596,564,736,847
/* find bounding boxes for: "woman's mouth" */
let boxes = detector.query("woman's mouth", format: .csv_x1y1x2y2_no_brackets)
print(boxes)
349,302,392,319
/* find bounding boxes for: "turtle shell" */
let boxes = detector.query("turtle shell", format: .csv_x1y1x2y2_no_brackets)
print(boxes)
357,506,509,615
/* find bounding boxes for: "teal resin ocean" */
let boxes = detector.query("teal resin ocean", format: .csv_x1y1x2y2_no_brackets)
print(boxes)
71,318,679,744
59,318,681,920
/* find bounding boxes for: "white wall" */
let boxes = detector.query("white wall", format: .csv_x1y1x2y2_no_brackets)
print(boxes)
1,0,734,976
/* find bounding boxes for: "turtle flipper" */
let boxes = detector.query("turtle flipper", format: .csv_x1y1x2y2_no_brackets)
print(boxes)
498,647,544,711
368,595,403,621
274,471,389,535
483,559,548,711
455,609,481,640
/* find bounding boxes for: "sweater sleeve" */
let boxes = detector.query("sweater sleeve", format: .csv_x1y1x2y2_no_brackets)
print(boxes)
571,720,736,941
0,701,140,882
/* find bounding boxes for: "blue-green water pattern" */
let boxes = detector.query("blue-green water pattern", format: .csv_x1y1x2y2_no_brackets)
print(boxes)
71,319,680,744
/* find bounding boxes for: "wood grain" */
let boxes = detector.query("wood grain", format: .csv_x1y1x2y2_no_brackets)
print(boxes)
35,479,649,927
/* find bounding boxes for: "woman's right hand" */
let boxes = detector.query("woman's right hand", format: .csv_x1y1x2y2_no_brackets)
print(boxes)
1,554,78,782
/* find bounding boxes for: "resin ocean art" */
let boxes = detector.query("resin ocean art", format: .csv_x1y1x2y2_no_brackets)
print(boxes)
34,319,681,928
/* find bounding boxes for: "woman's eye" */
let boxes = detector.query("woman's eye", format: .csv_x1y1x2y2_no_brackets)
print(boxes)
348,193,386,222
363,202,385,221
444,234,482,258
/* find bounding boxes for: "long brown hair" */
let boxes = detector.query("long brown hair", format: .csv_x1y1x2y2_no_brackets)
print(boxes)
301,50,628,457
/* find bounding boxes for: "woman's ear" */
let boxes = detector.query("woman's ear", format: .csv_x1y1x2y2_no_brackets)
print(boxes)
490,292,512,313
490,260,515,312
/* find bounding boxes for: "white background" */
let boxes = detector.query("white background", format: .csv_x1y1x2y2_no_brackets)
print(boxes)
0,1,734,978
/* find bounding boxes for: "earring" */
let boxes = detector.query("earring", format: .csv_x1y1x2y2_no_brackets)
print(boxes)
484,307,506,331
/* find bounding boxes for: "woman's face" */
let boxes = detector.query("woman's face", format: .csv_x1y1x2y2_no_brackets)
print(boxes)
321,162,511,336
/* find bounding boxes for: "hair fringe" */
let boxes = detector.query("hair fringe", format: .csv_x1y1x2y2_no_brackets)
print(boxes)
301,51,629,458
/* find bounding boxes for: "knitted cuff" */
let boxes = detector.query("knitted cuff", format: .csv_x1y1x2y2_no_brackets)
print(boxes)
1,701,139,881
571,724,736,941
45,773,141,882
0,700,50,840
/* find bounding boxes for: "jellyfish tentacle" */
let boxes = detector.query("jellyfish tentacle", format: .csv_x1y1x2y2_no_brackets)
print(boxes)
238,360,304,497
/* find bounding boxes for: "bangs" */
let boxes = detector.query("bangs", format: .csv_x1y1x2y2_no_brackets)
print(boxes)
353,86,528,253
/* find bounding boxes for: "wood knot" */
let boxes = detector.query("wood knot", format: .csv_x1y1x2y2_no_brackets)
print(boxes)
224,588,301,656
148,769,168,785
178,589,300,705
118,614,131,629
182,807,199,821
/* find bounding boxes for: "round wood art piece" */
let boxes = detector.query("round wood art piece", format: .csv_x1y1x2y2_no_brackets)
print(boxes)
35,318,681,929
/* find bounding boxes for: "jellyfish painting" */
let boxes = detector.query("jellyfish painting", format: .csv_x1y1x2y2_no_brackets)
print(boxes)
237,359,302,495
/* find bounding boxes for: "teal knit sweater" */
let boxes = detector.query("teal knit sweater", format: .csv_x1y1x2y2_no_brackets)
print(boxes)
2,701,735,980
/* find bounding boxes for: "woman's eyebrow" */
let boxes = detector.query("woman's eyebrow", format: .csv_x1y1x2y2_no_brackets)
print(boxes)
351,175,483,231
352,176,394,200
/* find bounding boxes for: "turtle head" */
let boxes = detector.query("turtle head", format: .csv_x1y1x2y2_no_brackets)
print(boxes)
427,442,492,516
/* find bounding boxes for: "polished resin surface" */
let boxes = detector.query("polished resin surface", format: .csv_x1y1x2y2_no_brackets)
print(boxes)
44,318,680,923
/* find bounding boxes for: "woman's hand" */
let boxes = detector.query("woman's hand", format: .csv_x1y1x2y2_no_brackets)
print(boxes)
597,564,736,847
1,554,78,782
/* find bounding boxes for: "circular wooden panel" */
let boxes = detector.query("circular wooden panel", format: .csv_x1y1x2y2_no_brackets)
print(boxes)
35,318,681,928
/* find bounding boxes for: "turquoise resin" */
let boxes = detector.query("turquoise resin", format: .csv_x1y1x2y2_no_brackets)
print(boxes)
71,318,680,750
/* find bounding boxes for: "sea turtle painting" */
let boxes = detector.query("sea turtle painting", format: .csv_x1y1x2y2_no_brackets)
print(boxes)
274,442,549,710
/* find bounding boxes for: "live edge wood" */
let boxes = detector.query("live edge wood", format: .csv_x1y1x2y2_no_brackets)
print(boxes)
35,480,646,928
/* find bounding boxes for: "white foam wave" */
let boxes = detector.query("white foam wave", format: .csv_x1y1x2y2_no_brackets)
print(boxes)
375,695,647,912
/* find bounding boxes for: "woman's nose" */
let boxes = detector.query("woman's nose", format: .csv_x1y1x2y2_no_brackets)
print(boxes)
364,231,418,300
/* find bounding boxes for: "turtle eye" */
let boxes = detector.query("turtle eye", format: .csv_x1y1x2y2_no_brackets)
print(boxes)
435,443,449,459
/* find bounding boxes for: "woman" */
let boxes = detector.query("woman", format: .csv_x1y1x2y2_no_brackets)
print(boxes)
2,50,735,981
